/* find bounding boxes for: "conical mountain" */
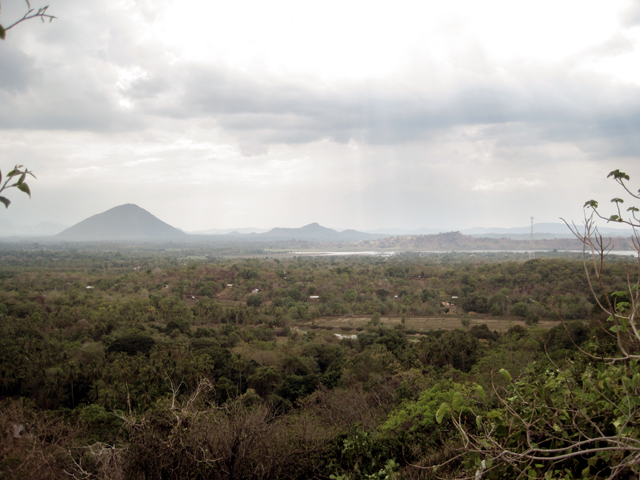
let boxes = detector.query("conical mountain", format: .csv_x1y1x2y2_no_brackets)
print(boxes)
57,204,187,241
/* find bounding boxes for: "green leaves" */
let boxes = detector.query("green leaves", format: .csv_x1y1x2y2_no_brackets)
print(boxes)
475,385,487,402
0,25,5,40
452,392,464,411
608,169,630,181
6,167,20,178
435,402,449,424
584,199,598,209
17,182,31,197
0,165,36,208
499,368,512,382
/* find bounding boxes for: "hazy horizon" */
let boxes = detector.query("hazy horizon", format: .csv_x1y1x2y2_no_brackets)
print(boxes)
2,1,640,232
0,202,634,238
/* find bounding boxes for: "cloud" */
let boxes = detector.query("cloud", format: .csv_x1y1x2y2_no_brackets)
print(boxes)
115,59,640,157
3,0,640,232
0,0,157,132
621,0,640,27
0,46,38,92
122,157,163,167
573,34,635,60
2,0,640,154
472,177,543,192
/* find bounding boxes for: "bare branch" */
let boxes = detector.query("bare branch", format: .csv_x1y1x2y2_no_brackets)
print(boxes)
4,0,56,32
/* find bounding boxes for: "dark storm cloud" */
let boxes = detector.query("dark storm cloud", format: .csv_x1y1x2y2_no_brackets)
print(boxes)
3,0,640,155
0,46,145,131
0,0,152,132
121,61,640,154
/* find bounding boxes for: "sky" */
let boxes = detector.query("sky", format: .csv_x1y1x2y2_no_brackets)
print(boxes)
2,0,640,232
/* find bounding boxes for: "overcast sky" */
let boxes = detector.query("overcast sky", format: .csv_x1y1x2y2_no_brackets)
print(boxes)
2,0,640,232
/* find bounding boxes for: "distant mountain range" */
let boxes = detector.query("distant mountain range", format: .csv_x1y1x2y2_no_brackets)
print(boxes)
190,227,270,235
52,205,382,243
2,203,635,244
247,223,382,242
364,222,633,239
56,204,187,241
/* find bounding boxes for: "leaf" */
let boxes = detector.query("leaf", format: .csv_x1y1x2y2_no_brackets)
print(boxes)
584,199,598,209
0,196,9,208
609,215,620,222
611,197,625,203
452,392,463,411
499,368,512,382
0,25,5,41
475,385,487,402
7,166,22,177
17,183,31,197
435,402,449,424
628,207,639,212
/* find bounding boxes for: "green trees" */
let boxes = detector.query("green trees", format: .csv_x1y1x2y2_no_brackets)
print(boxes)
4,241,637,478
510,301,529,317
461,293,489,314
434,170,640,479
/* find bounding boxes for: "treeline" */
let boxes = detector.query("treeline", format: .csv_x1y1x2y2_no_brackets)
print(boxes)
0,252,634,479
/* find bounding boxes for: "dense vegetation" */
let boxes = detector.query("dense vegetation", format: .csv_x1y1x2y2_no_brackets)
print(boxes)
0,248,637,479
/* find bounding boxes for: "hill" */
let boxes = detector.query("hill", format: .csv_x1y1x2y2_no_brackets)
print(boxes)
365,222,633,239
256,223,381,242
56,204,187,242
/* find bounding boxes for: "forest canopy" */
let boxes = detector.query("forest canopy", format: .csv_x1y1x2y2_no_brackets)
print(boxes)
0,245,637,479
